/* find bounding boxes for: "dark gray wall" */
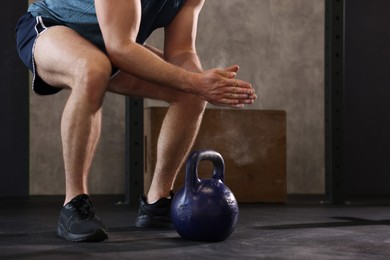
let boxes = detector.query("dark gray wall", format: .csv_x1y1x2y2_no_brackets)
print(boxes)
29,0,325,195
344,0,390,196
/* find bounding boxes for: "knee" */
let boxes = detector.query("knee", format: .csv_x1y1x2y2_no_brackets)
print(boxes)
72,57,112,109
173,93,207,114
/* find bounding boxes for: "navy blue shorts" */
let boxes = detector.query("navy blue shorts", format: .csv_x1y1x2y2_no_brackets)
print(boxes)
16,12,63,95
16,13,120,95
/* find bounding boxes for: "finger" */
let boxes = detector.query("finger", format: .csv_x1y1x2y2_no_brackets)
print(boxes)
231,104,245,108
223,65,240,73
219,90,256,103
210,93,256,108
214,69,237,79
213,65,242,79
218,99,245,109
227,99,255,108
223,92,251,99
214,65,239,77
226,80,255,95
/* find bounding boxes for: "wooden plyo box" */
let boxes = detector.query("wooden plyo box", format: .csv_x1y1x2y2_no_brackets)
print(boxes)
144,108,287,203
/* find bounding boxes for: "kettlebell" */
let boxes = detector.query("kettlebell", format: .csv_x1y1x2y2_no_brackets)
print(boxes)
171,150,239,242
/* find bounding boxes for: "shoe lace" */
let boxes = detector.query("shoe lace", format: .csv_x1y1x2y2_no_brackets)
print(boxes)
71,198,95,219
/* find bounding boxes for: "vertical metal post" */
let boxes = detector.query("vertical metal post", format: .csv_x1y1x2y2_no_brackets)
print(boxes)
125,97,144,204
0,0,29,197
325,0,345,203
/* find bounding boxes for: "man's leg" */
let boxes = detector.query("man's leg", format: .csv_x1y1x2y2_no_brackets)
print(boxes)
34,26,112,204
109,72,206,203
109,72,205,227
148,97,206,202
34,26,112,241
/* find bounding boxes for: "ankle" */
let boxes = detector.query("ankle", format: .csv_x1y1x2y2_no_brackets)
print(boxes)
64,193,87,206
146,191,173,204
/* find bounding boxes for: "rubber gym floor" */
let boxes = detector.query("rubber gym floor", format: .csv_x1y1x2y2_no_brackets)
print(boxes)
1,195,390,260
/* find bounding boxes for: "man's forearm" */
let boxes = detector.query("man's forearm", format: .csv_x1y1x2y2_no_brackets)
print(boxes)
108,42,198,94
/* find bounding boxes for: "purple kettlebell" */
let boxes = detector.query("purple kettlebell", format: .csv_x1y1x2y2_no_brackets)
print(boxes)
171,150,239,242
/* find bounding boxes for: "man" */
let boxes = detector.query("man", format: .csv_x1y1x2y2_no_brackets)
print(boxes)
16,0,257,242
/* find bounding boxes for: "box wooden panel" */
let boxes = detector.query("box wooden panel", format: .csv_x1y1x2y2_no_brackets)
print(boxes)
144,108,287,203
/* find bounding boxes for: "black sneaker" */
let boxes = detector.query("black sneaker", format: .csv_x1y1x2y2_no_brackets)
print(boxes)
135,192,173,228
57,194,108,242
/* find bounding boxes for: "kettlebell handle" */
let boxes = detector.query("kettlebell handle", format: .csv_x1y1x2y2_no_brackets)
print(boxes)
185,150,225,192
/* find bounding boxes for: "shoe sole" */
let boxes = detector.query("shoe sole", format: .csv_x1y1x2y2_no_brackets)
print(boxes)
57,226,108,242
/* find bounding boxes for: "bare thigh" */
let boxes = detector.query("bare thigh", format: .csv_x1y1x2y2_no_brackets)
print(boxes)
34,26,111,90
